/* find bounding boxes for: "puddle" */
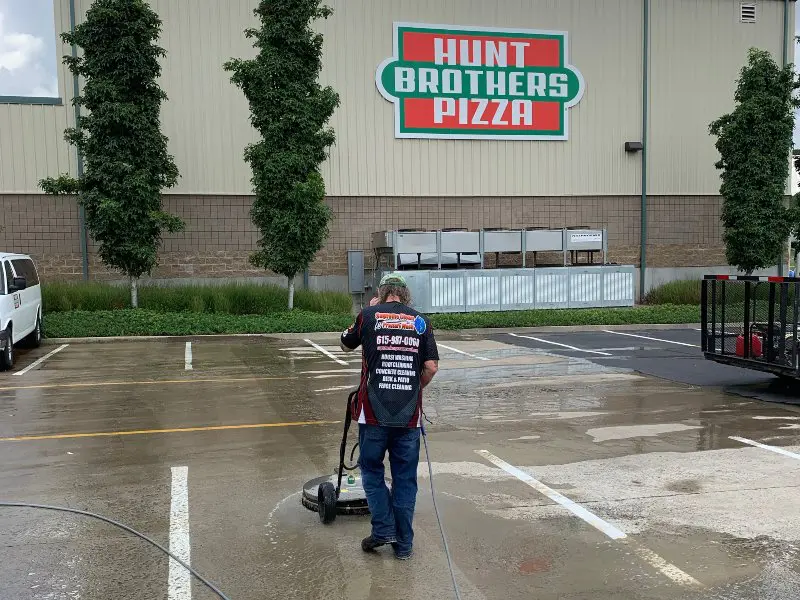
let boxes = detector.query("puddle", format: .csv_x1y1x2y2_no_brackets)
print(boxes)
586,423,703,443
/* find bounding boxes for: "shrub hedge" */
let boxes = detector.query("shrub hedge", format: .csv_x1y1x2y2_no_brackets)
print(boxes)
42,282,353,315
43,304,700,338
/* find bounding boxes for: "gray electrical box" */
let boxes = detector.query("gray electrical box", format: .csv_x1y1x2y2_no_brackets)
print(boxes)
347,250,365,294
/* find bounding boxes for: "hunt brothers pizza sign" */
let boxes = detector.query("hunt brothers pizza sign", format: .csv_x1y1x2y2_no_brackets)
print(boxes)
376,22,585,140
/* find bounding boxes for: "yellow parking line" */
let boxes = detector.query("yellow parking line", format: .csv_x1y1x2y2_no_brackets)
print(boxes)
0,420,340,442
0,376,295,392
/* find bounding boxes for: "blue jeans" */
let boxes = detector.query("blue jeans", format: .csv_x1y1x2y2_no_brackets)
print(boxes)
358,424,421,556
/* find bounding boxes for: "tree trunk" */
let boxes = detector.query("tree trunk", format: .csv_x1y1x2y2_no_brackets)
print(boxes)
131,277,139,308
288,277,295,311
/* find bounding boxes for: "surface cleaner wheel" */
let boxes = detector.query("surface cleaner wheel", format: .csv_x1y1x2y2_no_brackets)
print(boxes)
301,474,371,519
317,482,337,524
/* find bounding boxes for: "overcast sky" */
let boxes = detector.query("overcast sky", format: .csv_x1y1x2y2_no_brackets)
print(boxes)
1,2,800,141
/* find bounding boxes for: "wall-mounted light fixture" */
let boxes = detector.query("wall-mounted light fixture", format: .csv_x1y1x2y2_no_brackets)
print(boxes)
625,141,644,153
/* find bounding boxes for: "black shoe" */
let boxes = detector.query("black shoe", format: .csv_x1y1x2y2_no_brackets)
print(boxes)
392,542,413,560
361,535,395,553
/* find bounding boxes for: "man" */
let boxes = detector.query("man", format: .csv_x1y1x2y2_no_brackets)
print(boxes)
340,272,439,560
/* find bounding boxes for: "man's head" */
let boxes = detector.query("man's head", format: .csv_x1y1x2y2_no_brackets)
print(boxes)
377,272,411,305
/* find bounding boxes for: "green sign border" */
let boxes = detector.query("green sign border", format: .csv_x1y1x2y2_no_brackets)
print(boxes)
376,22,586,141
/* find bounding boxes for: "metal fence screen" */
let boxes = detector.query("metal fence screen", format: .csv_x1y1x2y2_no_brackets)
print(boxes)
702,276,800,378
396,266,634,313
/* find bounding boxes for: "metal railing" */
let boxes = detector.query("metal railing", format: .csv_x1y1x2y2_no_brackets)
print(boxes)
702,276,800,379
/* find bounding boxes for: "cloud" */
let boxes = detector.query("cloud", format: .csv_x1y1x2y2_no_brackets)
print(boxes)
0,13,44,73
0,7,58,98
30,77,58,98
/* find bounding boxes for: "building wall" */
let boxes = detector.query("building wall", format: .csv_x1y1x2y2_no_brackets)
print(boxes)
316,0,645,197
0,1,75,193
0,0,793,288
0,0,792,197
648,0,788,196
0,193,725,282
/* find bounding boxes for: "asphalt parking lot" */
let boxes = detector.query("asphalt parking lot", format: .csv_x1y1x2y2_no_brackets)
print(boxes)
1,326,799,599
484,327,778,388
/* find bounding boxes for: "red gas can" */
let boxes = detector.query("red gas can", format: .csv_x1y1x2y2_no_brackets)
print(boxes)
735,334,763,358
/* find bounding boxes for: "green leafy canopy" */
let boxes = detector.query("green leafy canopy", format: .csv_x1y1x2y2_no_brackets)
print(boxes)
40,0,182,280
224,0,340,281
709,48,800,274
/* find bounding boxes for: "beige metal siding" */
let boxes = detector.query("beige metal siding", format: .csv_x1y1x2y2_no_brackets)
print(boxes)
2,0,644,196
648,0,791,195
149,0,257,196
0,0,258,195
0,1,791,197
0,0,75,194
319,0,644,197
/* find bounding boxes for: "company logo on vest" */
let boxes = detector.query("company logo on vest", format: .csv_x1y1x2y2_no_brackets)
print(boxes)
376,22,585,141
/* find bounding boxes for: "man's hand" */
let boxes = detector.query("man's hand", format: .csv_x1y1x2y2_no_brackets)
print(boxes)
340,334,355,353
340,313,363,353
369,296,380,306
421,360,438,388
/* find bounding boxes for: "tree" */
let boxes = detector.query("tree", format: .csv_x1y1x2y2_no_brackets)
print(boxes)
40,0,181,307
791,155,800,265
225,0,339,309
709,48,799,274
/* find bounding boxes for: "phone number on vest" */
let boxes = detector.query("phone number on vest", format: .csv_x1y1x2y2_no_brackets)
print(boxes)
377,335,420,347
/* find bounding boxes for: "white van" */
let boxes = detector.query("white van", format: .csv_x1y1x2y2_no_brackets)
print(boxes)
0,253,43,370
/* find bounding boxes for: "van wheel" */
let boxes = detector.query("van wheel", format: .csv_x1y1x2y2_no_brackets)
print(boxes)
1,329,13,371
23,314,42,349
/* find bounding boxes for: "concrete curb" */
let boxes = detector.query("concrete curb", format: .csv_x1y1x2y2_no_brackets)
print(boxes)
42,322,702,344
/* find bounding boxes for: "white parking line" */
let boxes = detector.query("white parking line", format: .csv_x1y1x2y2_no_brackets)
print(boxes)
694,328,738,335
509,333,612,356
629,544,702,587
438,343,490,361
729,436,800,461
594,347,637,352
184,342,193,371
602,330,700,348
14,344,69,376
314,385,355,393
303,339,349,366
476,449,701,587
476,449,625,539
169,466,191,600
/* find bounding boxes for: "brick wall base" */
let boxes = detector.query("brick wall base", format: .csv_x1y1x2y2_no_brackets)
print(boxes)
0,194,726,283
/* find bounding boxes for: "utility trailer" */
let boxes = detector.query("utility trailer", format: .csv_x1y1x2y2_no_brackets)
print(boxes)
701,275,800,380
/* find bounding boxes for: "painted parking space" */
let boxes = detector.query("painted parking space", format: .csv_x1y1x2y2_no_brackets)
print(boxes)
502,328,701,353
1,337,800,598
4,343,71,377
496,327,780,388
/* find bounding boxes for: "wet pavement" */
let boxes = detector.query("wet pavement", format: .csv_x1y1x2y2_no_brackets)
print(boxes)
1,327,800,599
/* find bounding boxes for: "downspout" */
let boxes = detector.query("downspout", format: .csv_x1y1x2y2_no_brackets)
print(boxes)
69,0,89,280
784,0,790,68
639,0,650,301
780,0,790,276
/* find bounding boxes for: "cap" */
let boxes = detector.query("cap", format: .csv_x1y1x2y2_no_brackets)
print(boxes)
379,272,407,288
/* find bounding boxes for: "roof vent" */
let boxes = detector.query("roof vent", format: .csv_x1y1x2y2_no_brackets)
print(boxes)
740,2,757,23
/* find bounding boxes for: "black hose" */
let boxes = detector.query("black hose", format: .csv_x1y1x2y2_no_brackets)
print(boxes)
343,442,360,471
0,502,232,600
421,426,462,600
